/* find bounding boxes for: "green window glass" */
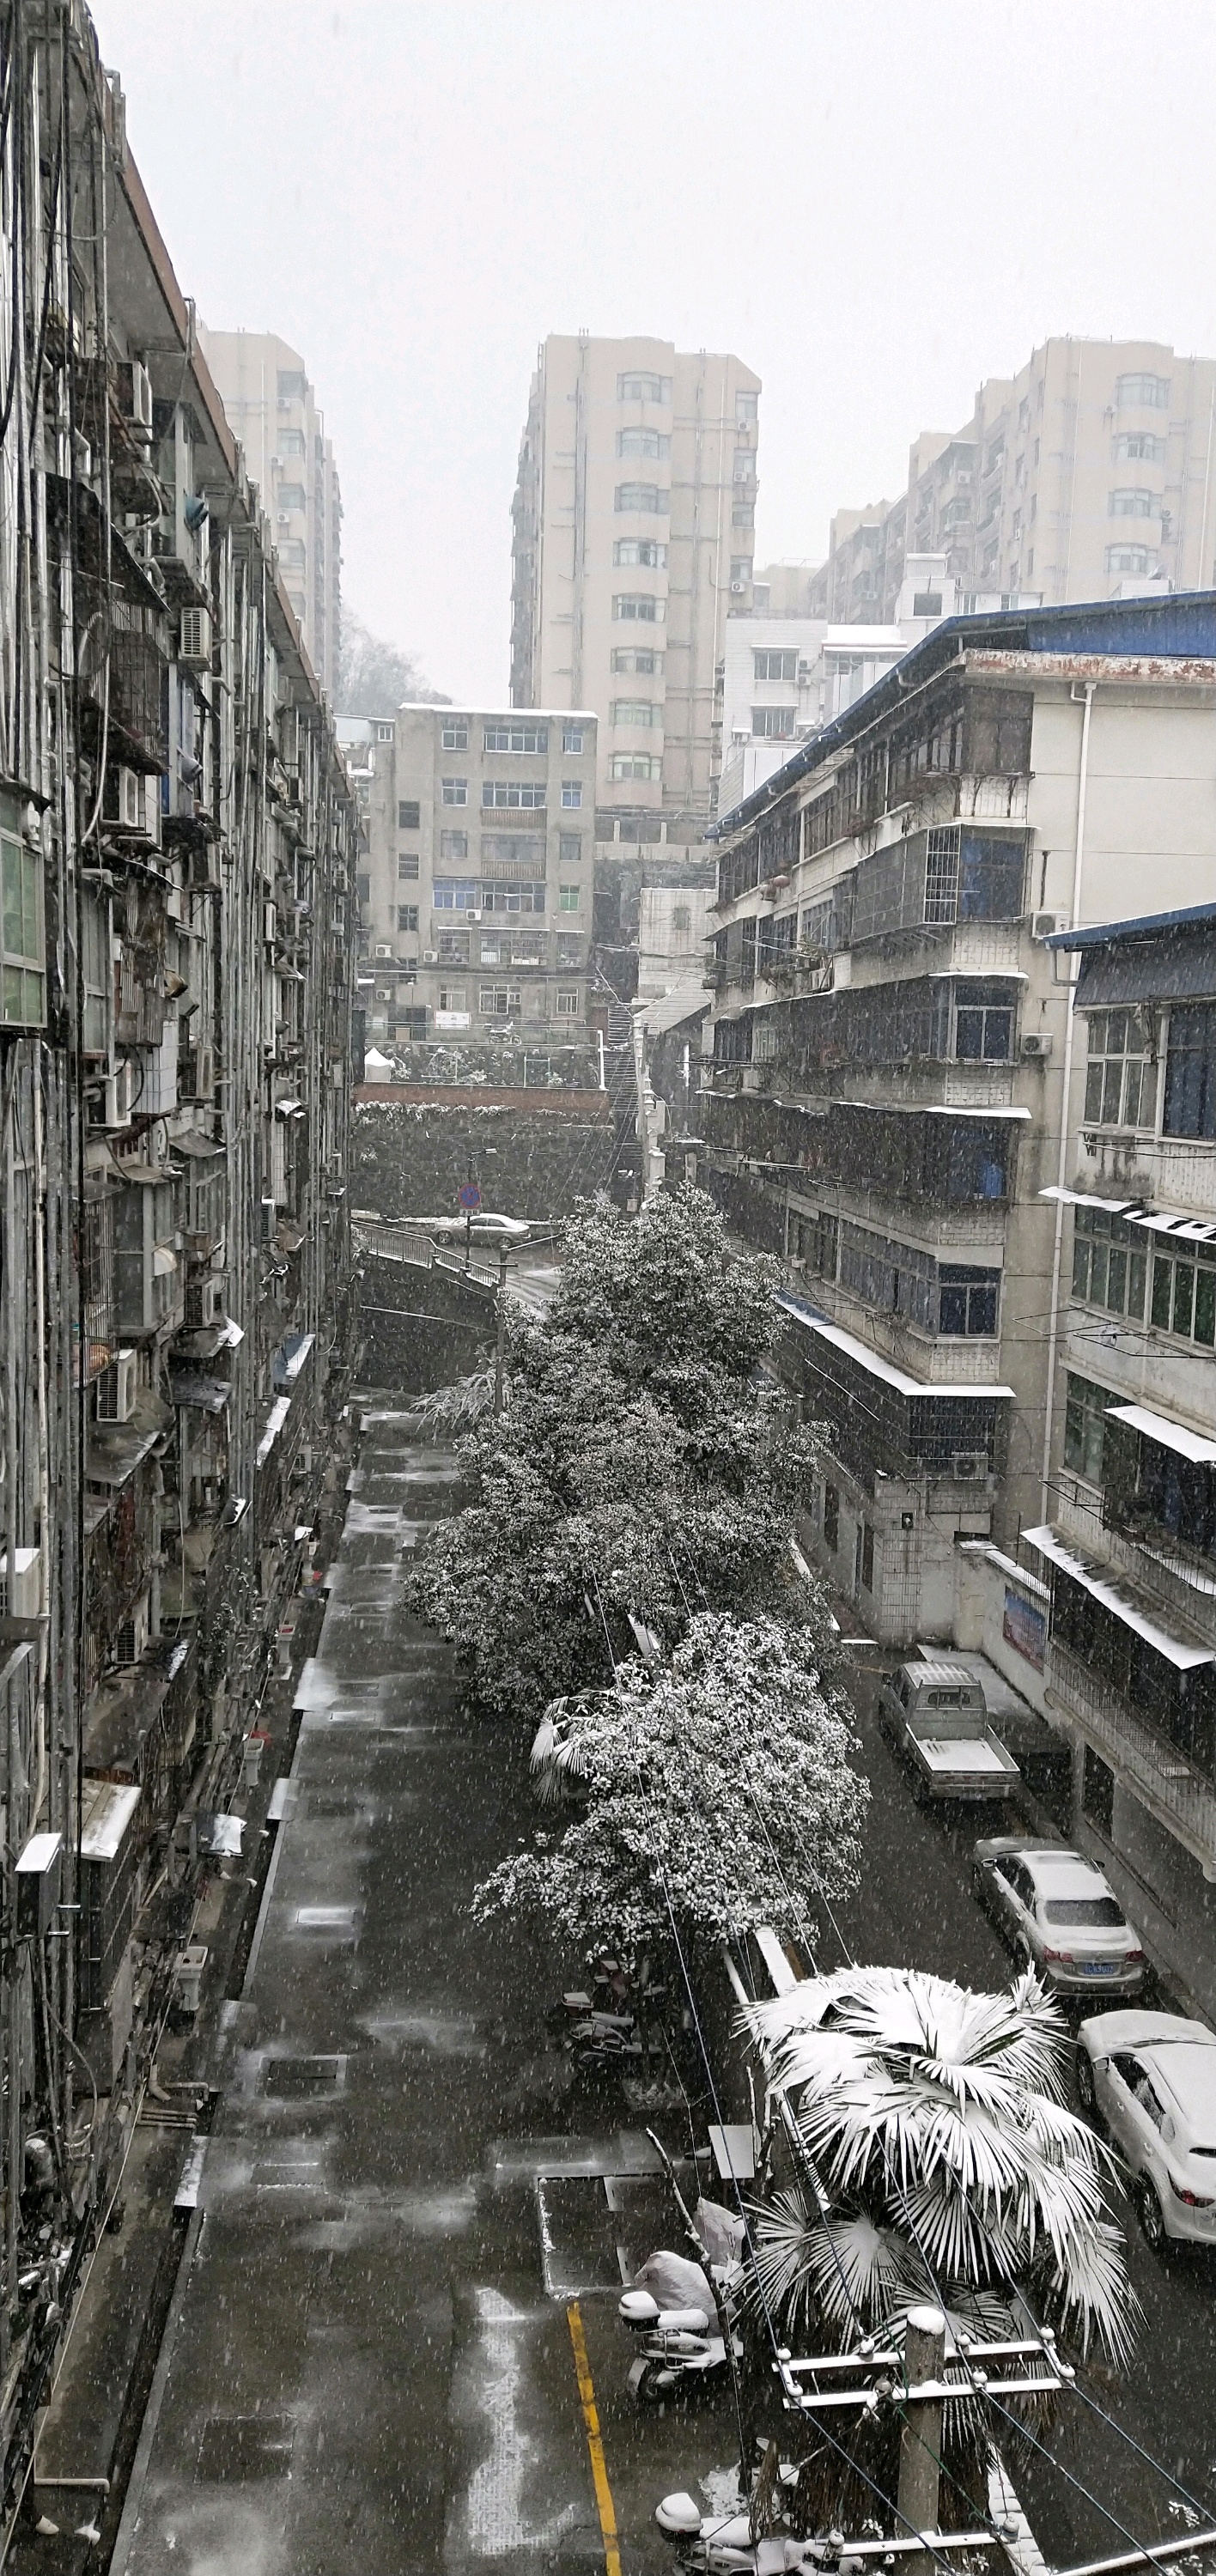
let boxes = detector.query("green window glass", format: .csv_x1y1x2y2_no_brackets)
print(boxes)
1195,1267,1216,1347
1128,1249,1147,1317
1152,1257,1173,1327
0,830,45,1027
1173,1262,1195,1337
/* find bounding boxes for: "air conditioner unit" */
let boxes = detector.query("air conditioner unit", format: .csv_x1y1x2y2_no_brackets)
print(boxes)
730,580,746,594
264,902,277,942
0,1546,41,1620
423,949,439,963
116,356,154,435
188,843,221,890
179,605,212,670
277,511,289,526
179,1045,215,1100
1020,1031,1053,1061
185,1273,226,1330
96,1348,137,1425
468,909,483,922
104,763,143,831
374,943,392,959
112,1594,149,1668
950,1449,988,1482
88,1060,135,1132
260,1196,277,1242
1031,909,1067,942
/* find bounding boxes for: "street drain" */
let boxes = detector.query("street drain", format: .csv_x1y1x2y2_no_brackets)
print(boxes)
196,2415,295,2482
262,2054,348,2099
293,1905,360,1934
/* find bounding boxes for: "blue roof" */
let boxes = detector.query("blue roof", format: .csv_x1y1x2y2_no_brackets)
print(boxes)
711,589,1216,839
1046,901,1216,951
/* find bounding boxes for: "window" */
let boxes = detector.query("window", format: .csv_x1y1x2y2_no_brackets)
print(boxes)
733,504,755,527
556,988,580,1017
559,884,581,910
481,879,544,914
617,428,670,459
615,483,667,514
437,931,469,962
753,649,797,682
1064,1372,1110,1484
277,368,306,399
1109,488,1157,518
558,833,582,866
1072,1206,1148,1325
730,558,752,585
277,483,307,512
439,829,467,860
482,779,545,811
1164,1003,1216,1139
432,878,478,908
610,752,660,781
751,706,795,738
480,832,543,872
398,854,420,880
923,827,1024,925
398,800,421,829
736,390,758,424
441,719,469,749
614,593,666,623
556,934,581,966
1113,431,1165,463
938,1266,1000,1336
611,647,662,674
479,985,521,1017
618,370,671,403
672,904,691,933
823,1482,840,1551
356,873,370,905
561,781,582,808
562,726,586,754
733,451,756,484
860,1522,875,1591
0,830,45,1026
280,539,306,568
441,777,468,805
1105,542,1156,575
612,699,662,727
483,722,547,754
613,538,667,568
1151,1242,1216,1346
954,979,1014,1061
397,905,418,933
438,985,466,1012
1116,373,1170,410
925,828,959,923
277,428,306,457
1084,1010,1154,1127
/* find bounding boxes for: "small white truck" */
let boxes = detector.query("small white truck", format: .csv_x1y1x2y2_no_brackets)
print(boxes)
877,1660,1021,1803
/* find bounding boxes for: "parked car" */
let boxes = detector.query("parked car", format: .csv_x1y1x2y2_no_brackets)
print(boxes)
878,1662,1020,1801
1076,2010,1216,2251
972,1837,1145,1996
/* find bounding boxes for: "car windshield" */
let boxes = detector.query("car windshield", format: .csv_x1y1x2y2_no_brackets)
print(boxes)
1043,1897,1125,1928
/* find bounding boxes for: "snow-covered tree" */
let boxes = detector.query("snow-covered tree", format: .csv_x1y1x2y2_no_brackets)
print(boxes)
474,1612,866,1961
745,1964,1138,2368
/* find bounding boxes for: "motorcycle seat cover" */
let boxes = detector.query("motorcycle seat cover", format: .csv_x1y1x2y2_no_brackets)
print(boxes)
655,2492,702,2536
654,2305,709,2333
618,2290,660,2323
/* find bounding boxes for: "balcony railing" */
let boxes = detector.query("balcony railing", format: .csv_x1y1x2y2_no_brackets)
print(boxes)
1049,1639,1216,1868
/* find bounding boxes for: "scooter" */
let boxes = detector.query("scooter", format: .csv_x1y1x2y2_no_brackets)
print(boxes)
618,2132,748,2400
655,2493,865,2576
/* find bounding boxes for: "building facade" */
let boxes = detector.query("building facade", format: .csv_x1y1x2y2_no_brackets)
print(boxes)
700,593,1216,1652
510,335,761,820
808,338,1216,625
200,327,344,701
1031,903,1216,2016
344,705,598,1060
0,14,358,2496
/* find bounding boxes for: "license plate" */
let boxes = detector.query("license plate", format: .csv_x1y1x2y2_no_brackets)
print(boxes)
1083,1963,1121,1976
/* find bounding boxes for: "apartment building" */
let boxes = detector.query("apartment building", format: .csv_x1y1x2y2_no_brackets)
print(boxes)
701,592,1216,1656
201,326,344,699
809,338,1216,623
511,335,761,820
0,21,358,2492
349,705,598,1056
1030,903,1216,2014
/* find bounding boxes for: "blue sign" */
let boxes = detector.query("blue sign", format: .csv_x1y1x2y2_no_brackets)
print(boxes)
458,1182,482,1212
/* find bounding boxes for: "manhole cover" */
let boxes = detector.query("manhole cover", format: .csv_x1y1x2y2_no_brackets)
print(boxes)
293,1905,359,1934
262,2055,347,2099
196,2416,295,2482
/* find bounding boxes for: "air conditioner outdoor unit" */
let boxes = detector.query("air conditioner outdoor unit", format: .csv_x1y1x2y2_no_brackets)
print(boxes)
1020,1031,1053,1061
96,1348,137,1425
179,605,212,670
374,943,392,959
423,949,439,963
277,511,289,526
1030,909,1067,942
104,763,143,831
112,1595,149,1668
950,1449,988,1482
0,1546,41,1620
179,1045,215,1100
467,909,483,922
730,580,746,594
116,356,153,435
264,902,277,942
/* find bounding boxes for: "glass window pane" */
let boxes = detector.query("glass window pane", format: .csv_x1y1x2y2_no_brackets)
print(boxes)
1196,1268,1216,1347
1174,1263,1195,1337
1107,1248,1127,1313
1102,1062,1123,1122
1152,1258,1173,1327
1072,1238,1091,1300
1090,1242,1109,1304
1128,1250,1147,1318
1084,1061,1104,1121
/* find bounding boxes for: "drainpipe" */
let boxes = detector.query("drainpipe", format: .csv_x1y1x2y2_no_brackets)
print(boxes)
1039,680,1095,1520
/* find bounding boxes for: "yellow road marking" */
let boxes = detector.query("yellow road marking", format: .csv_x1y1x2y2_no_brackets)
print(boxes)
567,2298,623,2576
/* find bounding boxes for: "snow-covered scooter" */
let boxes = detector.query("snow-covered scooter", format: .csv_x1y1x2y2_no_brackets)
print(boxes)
618,2137,747,2401
655,2491,865,2576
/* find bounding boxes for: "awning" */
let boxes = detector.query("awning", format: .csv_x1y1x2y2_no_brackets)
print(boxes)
86,1426,159,1488
841,1100,1031,1122
168,1373,230,1413
173,1132,224,1161
274,1097,306,1118
79,1779,141,1863
1106,1402,1216,1467
116,1161,182,1184
152,1244,178,1276
776,1297,1016,1400
272,1329,314,1388
1040,1185,1136,1213
1023,1523,1216,1671
255,1395,291,1469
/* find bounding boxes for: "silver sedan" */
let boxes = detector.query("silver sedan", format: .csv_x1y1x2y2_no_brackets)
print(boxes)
1076,2011,1216,2252
972,1836,1145,1996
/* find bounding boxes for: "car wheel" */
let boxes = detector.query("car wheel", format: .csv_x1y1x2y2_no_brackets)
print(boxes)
1075,2052,1097,2116
1135,2178,1168,2256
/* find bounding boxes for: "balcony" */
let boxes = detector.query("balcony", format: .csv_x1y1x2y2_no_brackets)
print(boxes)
1076,1124,1216,1218
1049,1639,1216,1872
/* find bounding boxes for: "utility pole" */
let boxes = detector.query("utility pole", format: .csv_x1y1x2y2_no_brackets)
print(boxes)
897,2304,945,2573
495,1242,508,1415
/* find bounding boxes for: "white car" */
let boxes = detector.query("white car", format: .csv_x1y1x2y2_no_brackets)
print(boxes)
1076,2011,1216,2251
972,1838,1145,1996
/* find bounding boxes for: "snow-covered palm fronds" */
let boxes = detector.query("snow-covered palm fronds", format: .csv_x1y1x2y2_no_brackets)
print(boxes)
529,1692,604,1807
407,1365,496,1432
744,1964,1139,2368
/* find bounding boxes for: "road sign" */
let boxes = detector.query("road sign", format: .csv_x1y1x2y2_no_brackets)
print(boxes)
458,1181,482,1212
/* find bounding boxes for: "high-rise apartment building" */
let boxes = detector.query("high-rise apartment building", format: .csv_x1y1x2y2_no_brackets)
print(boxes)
511,335,761,822
809,338,1216,623
339,705,597,1057
200,328,343,698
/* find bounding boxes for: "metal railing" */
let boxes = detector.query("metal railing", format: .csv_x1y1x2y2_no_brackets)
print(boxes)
353,1220,499,1291
1049,1640,1216,1866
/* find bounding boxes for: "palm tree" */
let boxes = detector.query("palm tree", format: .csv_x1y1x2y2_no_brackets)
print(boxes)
742,1965,1138,2537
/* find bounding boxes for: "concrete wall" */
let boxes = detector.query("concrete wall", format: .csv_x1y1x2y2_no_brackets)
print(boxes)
353,1098,638,1223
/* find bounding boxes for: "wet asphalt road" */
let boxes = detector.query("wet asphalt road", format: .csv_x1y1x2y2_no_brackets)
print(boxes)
107,1420,1216,2574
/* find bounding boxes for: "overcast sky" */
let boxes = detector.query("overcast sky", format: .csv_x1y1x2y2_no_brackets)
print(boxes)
91,1,1216,708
